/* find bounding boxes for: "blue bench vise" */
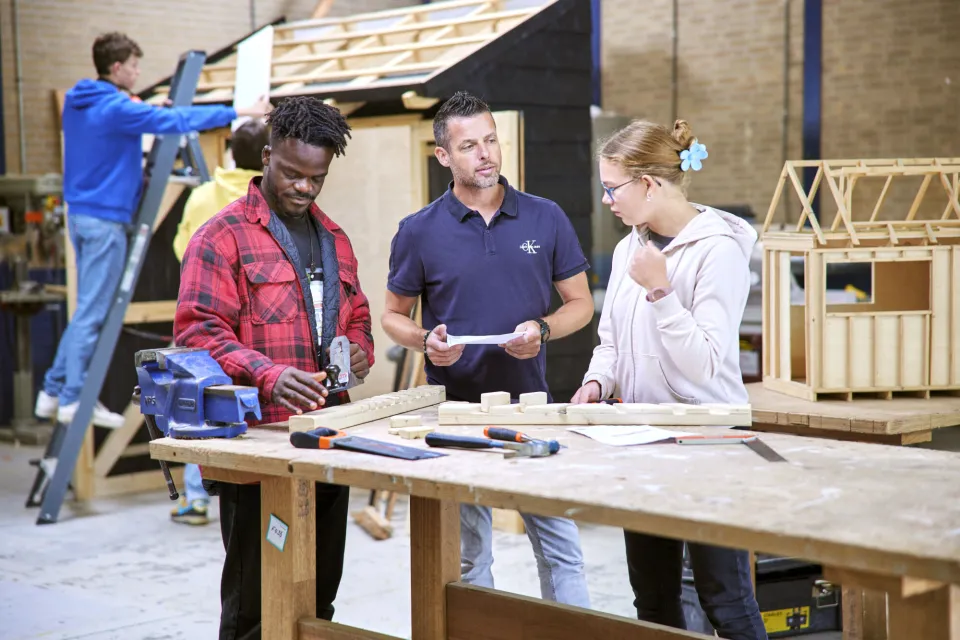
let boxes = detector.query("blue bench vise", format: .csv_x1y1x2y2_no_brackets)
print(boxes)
135,347,261,439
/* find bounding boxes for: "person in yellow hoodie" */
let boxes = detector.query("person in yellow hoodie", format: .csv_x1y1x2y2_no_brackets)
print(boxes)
169,117,269,524
172,118,270,261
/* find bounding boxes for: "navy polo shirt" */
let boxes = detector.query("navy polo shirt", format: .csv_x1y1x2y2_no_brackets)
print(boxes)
386,176,590,403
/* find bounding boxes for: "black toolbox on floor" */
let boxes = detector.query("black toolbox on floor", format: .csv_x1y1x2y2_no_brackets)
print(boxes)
681,550,842,637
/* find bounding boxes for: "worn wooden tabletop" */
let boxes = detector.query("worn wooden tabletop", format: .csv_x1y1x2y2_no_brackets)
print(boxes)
747,382,960,435
150,406,960,586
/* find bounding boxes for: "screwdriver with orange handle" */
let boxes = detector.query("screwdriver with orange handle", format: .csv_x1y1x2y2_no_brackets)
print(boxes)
483,426,563,452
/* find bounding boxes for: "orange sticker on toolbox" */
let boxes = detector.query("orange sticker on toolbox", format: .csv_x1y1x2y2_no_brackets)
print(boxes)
762,606,810,633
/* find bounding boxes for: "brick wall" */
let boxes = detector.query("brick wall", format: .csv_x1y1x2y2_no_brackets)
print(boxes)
0,0,417,175
602,0,960,226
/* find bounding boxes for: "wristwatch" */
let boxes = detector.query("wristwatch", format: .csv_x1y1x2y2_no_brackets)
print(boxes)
422,330,432,365
533,318,551,344
645,286,673,303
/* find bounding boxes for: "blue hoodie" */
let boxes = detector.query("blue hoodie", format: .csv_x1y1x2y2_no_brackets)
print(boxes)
62,79,237,224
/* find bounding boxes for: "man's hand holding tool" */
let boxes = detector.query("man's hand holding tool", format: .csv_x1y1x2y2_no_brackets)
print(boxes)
273,369,328,415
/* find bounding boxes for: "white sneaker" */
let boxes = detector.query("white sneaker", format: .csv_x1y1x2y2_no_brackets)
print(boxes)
35,390,59,419
57,401,126,429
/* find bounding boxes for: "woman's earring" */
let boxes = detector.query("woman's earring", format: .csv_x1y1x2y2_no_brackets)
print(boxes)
646,194,652,201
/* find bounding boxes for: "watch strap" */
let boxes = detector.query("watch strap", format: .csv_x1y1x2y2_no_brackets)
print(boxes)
533,318,551,344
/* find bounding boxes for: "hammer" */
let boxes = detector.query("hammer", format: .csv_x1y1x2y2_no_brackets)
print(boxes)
425,433,559,458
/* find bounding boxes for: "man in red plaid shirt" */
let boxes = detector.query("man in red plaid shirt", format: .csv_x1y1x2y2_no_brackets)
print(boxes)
175,96,374,640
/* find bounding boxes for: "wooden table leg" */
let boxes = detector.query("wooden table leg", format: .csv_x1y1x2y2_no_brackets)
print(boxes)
842,588,888,640
261,477,316,640
888,584,959,639
410,496,460,640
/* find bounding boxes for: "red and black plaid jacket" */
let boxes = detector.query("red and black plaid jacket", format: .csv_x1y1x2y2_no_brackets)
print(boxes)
174,178,374,426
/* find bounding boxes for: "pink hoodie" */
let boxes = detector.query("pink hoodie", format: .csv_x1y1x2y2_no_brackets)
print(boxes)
582,205,758,406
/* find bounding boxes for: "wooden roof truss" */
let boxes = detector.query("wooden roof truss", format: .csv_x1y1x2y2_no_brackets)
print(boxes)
762,158,960,246
145,0,554,106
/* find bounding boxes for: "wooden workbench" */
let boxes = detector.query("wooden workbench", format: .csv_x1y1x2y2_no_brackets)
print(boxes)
747,382,960,638
747,382,960,445
150,407,960,640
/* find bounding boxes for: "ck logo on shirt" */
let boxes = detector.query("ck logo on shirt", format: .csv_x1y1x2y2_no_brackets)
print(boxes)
520,240,541,254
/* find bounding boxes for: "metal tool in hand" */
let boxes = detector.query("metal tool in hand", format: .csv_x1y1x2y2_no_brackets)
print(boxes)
675,433,787,462
291,427,446,460
322,336,363,394
425,432,559,458
483,426,565,450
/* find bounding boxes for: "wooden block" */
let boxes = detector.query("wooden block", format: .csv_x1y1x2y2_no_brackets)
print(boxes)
519,392,548,408
289,385,445,432
397,425,434,440
352,505,393,541
489,404,523,415
480,392,511,412
492,508,525,535
391,415,422,428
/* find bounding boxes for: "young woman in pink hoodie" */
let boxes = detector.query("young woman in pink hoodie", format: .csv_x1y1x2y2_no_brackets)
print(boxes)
572,119,767,640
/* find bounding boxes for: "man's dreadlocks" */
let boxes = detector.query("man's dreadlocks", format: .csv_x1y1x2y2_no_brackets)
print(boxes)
266,96,352,157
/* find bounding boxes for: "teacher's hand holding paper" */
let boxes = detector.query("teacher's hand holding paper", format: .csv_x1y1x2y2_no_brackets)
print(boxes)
426,324,465,367
502,320,542,360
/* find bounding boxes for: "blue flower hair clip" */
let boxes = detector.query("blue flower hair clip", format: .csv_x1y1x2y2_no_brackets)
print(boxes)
680,139,708,172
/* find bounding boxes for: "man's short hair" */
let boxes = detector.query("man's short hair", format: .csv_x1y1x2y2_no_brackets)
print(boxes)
93,32,143,77
433,91,491,150
265,96,351,157
230,119,270,171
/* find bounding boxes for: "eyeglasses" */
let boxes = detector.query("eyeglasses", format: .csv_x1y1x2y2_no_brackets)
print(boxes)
601,176,661,202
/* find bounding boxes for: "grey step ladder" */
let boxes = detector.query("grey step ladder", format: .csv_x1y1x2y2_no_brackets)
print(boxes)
26,50,212,524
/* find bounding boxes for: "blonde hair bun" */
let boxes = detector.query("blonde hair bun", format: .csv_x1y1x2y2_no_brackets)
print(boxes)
672,119,694,149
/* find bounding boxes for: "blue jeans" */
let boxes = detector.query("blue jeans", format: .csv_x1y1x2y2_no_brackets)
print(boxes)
43,214,127,405
184,464,210,503
460,504,591,607
624,530,768,640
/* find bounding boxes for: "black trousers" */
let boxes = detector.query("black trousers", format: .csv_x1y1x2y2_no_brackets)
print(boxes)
216,480,350,640
624,530,769,640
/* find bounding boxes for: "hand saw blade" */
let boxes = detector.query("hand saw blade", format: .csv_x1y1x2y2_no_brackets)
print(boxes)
334,435,447,460
744,437,787,463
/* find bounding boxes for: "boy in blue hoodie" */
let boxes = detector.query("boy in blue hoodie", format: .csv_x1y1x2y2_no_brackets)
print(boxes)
35,32,271,427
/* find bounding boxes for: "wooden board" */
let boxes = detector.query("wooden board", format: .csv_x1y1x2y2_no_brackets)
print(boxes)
438,399,752,427
747,382,960,435
151,405,960,588
288,385,445,432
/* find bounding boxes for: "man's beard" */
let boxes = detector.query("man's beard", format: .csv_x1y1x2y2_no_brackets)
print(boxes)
451,163,500,189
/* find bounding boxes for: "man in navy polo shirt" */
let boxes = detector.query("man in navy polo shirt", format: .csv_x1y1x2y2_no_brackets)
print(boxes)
382,91,594,607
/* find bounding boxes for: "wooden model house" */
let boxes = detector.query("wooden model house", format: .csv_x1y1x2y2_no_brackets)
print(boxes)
761,158,960,401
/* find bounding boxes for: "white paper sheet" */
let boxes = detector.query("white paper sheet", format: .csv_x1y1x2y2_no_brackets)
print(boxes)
567,425,696,447
446,332,525,346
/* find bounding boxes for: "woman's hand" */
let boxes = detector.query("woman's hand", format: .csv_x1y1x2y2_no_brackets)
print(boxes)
628,241,670,290
570,381,602,404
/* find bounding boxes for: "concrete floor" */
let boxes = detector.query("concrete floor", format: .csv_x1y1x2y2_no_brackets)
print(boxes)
0,438,858,640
